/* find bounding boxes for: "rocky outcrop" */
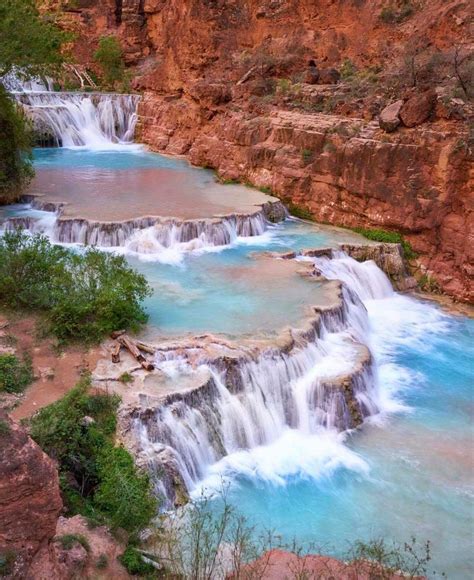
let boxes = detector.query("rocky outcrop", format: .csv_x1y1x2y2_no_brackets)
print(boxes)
0,413,128,578
236,549,424,580
137,96,472,302
0,411,62,578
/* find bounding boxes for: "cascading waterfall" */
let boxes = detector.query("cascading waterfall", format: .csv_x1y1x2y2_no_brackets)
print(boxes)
5,75,139,148
1,204,275,264
133,254,394,504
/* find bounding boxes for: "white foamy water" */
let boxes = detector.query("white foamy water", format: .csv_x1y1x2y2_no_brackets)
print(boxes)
175,254,451,499
5,75,139,149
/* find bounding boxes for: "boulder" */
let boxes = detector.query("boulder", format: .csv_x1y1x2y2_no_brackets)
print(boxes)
379,100,403,132
399,89,436,127
318,68,341,84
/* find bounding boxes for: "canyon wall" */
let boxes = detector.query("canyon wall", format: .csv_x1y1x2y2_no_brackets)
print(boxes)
45,0,473,301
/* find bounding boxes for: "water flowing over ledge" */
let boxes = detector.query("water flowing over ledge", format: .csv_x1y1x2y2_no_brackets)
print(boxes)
108,254,397,507
5,75,140,148
2,198,287,260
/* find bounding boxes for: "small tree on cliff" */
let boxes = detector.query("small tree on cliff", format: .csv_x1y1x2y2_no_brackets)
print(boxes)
93,36,125,89
0,0,66,201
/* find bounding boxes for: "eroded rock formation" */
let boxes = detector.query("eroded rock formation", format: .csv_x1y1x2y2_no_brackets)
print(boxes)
0,411,62,578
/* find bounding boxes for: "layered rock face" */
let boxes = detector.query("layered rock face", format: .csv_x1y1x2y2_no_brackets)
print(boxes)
0,412,62,578
43,0,473,301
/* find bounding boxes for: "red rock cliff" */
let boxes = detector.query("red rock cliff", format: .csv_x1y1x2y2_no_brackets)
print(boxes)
45,0,474,301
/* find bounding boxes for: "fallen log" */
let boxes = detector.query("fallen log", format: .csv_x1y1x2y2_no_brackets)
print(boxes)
135,341,156,355
118,335,155,371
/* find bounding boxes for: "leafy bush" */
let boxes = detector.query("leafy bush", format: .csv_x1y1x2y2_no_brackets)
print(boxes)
119,546,156,576
94,446,156,533
0,353,33,393
94,36,125,88
340,58,357,80
30,378,157,535
56,533,90,552
351,227,417,260
0,231,151,343
0,0,66,201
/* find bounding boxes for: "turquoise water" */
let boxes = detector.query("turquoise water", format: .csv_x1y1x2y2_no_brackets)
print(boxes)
205,301,474,578
131,220,364,337
5,148,473,577
33,147,195,171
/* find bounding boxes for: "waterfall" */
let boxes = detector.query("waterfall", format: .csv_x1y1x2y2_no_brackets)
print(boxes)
5,75,139,148
1,202,283,264
131,255,394,504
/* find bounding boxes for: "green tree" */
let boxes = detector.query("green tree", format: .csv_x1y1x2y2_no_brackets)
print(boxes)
0,231,151,343
0,0,65,77
0,0,66,201
0,85,33,202
93,36,125,88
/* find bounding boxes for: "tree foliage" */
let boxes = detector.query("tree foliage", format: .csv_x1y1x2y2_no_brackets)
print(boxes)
93,36,125,88
0,0,66,201
0,0,66,78
0,85,34,202
0,231,151,343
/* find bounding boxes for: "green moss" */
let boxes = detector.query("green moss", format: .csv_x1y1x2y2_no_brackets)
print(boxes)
351,227,417,260
286,201,314,221
118,372,133,384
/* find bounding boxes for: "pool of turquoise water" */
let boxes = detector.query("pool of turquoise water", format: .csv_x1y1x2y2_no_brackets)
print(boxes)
205,305,474,578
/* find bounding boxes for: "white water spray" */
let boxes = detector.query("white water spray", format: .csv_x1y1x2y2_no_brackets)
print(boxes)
6,76,139,148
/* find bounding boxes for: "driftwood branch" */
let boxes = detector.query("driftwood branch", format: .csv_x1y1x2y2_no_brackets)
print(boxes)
117,335,155,371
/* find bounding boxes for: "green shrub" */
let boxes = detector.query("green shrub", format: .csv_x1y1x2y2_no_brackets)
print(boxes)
0,550,15,575
286,202,313,221
56,533,90,552
0,418,11,436
94,36,125,88
340,58,357,80
0,231,151,343
94,446,157,533
119,547,156,576
0,353,33,393
30,379,157,535
351,227,417,260
418,274,441,294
